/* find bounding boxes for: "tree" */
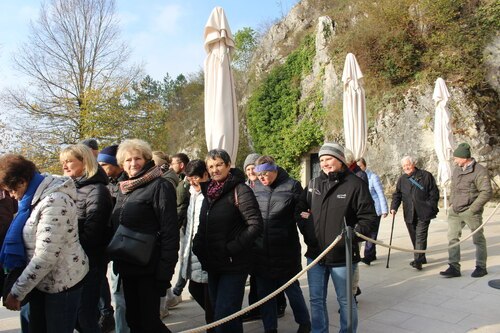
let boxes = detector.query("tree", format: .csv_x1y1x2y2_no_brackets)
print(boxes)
232,27,258,72
5,0,141,146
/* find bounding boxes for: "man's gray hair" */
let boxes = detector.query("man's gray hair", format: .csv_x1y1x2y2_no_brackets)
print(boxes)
401,155,417,165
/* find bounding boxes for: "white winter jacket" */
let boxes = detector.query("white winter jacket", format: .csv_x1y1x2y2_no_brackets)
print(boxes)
11,175,89,301
180,186,208,283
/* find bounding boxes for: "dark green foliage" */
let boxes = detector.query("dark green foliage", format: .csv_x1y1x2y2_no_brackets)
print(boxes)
247,36,324,177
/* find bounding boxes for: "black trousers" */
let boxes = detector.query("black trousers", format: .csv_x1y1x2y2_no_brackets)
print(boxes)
405,216,430,264
189,280,215,332
122,275,171,333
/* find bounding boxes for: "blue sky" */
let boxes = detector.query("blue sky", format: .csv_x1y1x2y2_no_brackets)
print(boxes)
0,0,299,86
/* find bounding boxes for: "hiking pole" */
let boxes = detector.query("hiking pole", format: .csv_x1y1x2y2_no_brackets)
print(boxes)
386,212,396,268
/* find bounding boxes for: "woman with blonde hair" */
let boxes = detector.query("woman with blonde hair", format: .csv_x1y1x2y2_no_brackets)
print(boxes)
110,139,179,333
60,144,113,333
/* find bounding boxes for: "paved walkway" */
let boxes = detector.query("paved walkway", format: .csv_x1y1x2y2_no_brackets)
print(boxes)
0,204,499,332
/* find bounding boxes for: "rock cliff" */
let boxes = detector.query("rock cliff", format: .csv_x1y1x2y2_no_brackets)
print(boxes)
246,0,499,194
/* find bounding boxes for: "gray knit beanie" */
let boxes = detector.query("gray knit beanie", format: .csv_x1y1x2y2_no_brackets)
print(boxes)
243,153,261,170
318,142,346,165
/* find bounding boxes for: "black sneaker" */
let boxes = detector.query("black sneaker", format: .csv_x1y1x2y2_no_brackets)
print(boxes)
297,323,311,333
277,305,286,318
242,310,261,322
98,313,115,333
361,257,371,265
471,266,488,278
440,265,461,278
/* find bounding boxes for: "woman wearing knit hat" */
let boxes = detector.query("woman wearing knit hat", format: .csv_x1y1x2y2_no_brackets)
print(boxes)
296,142,376,333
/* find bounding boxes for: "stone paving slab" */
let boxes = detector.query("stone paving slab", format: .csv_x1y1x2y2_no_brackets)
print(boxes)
0,203,498,332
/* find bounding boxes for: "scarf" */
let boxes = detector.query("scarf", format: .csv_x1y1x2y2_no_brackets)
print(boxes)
119,165,163,194
0,172,45,271
207,174,231,202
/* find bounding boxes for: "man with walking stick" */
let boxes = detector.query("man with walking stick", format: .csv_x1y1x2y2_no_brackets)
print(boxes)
390,156,439,271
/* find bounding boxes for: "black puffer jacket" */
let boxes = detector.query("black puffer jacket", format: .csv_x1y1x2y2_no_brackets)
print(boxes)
111,162,179,286
74,166,113,267
296,169,376,266
391,168,439,222
193,168,262,274
252,167,302,279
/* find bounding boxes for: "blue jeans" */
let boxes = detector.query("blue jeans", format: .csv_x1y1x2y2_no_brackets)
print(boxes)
255,276,310,330
208,272,247,333
77,265,105,333
110,269,130,333
307,258,358,333
28,284,82,333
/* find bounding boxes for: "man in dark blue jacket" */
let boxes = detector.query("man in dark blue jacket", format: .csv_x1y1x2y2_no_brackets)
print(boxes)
391,156,439,271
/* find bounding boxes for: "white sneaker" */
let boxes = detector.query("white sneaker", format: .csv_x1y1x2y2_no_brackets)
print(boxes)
160,307,170,319
167,294,182,308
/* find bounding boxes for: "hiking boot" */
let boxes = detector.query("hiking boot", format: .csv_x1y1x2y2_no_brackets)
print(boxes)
440,265,461,278
471,266,488,278
413,261,422,270
297,323,311,333
98,313,115,333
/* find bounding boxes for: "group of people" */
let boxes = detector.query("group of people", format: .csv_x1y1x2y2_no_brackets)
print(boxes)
0,138,492,333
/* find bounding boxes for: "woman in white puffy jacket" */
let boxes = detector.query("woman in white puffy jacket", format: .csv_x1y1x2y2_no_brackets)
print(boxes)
0,154,88,333
179,159,213,329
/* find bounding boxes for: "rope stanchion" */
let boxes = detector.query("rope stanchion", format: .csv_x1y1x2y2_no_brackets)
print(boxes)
356,202,499,254
179,234,343,333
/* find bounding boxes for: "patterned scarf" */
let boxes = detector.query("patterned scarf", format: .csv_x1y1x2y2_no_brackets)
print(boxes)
120,165,163,194
207,173,231,202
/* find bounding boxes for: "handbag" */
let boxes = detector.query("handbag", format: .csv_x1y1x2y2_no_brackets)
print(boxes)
2,267,31,306
106,224,157,266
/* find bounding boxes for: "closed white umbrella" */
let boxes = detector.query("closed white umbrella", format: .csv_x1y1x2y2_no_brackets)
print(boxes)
433,77,453,212
204,7,239,165
342,53,367,160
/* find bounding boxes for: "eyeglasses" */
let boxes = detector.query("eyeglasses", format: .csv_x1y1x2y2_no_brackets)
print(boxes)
256,171,270,178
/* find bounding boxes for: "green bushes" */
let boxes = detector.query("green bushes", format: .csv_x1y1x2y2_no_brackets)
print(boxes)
247,36,324,177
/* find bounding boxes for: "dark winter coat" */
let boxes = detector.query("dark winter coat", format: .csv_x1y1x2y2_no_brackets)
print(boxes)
252,167,303,279
391,168,439,223
193,168,262,274
111,162,179,287
74,166,114,267
296,169,377,267
450,159,491,213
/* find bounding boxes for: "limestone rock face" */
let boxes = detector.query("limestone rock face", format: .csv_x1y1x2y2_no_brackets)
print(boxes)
248,0,499,194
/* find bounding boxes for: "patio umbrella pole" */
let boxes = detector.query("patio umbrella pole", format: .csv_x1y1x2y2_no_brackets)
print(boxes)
344,219,353,333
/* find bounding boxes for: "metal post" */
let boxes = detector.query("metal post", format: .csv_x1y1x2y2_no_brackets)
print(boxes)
344,220,353,333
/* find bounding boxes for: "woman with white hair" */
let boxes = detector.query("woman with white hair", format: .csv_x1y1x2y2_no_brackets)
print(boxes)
60,144,114,333
110,139,179,333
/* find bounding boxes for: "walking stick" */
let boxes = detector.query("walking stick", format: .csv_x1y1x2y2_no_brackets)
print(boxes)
386,213,396,268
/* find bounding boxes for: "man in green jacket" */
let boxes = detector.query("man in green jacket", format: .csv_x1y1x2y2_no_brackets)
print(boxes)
440,143,492,278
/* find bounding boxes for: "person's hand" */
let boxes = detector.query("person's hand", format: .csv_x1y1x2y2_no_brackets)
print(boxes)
382,213,388,218
390,209,396,216
4,293,21,311
300,210,311,219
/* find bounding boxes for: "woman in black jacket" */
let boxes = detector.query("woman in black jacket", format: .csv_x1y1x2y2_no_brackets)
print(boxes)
252,156,310,333
193,149,262,333
110,139,179,333
60,144,114,333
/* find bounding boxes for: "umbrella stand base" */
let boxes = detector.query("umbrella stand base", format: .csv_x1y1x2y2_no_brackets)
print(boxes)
488,279,500,289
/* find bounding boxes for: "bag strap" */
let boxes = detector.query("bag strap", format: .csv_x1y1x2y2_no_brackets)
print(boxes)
234,185,239,207
407,176,424,191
